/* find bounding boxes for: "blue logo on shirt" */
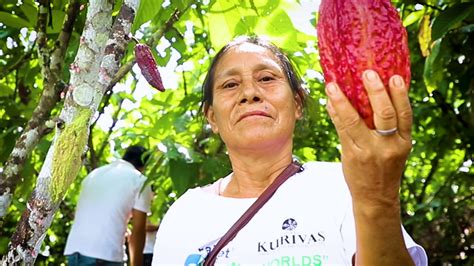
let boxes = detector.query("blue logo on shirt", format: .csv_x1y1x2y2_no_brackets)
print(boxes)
185,254,203,265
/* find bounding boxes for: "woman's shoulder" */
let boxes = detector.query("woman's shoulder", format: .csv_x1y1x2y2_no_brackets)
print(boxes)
157,187,209,225
300,161,345,181
169,186,211,207
163,176,250,214
294,160,349,194
302,160,342,171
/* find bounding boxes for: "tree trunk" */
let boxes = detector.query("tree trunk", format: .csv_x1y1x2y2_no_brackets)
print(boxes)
0,0,80,219
2,0,140,264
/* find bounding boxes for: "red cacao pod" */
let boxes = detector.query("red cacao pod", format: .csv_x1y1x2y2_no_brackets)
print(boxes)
317,0,411,129
135,43,165,92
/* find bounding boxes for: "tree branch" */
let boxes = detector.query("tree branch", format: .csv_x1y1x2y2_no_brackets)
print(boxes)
416,151,441,205
36,0,53,83
96,98,125,159
86,128,97,172
182,70,188,97
50,0,81,73
469,78,474,128
0,0,80,218
103,6,188,96
0,49,35,80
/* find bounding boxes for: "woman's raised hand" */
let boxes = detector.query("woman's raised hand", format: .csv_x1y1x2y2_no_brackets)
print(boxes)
325,69,413,208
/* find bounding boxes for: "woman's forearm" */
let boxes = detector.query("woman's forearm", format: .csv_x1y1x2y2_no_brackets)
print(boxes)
352,202,414,266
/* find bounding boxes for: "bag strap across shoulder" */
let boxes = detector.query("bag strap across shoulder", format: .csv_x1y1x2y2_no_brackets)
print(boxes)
203,161,303,265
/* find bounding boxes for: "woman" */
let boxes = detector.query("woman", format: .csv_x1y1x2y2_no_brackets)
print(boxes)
152,36,428,265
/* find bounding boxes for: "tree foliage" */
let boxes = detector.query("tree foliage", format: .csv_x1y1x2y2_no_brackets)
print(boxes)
0,0,472,264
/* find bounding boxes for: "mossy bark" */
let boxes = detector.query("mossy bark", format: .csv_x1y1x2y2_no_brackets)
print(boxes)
50,108,92,203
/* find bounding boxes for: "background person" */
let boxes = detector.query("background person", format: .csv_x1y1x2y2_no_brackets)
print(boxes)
64,145,153,266
142,219,159,266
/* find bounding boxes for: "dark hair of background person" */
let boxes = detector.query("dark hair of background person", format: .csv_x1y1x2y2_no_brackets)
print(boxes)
200,35,307,116
122,145,150,169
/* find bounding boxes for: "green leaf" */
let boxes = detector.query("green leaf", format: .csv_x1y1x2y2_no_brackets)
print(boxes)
47,10,66,34
175,0,193,11
208,1,240,49
264,9,294,34
112,0,124,16
0,84,13,97
0,27,16,38
418,15,431,57
260,10,302,52
0,237,9,254
253,0,280,17
19,1,38,25
234,15,258,35
202,155,231,180
431,3,474,40
169,158,200,196
403,10,423,27
24,63,41,85
132,0,164,32
0,12,32,28
423,39,442,93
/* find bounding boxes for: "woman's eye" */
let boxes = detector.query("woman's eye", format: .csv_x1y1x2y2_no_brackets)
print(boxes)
260,76,275,82
223,82,238,89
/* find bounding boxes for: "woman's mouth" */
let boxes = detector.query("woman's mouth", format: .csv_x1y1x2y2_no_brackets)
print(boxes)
238,110,272,122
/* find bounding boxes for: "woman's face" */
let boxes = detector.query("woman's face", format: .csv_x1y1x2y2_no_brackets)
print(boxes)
206,42,302,151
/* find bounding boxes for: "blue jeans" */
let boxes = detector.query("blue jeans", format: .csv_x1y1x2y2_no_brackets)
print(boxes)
143,253,153,266
67,252,124,266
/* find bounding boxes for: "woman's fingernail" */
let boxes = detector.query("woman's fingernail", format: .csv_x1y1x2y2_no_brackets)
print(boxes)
365,70,377,82
393,75,404,87
326,83,337,95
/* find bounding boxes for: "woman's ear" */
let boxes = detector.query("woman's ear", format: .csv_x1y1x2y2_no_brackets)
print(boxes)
206,105,219,134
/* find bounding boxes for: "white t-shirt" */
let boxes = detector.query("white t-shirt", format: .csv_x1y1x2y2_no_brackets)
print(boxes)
64,159,153,262
152,161,428,265
144,230,157,254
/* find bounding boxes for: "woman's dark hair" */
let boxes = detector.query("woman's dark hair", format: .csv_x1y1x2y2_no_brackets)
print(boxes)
201,35,307,115
122,145,149,169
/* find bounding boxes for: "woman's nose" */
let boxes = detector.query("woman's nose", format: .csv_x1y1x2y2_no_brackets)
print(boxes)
239,80,262,104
